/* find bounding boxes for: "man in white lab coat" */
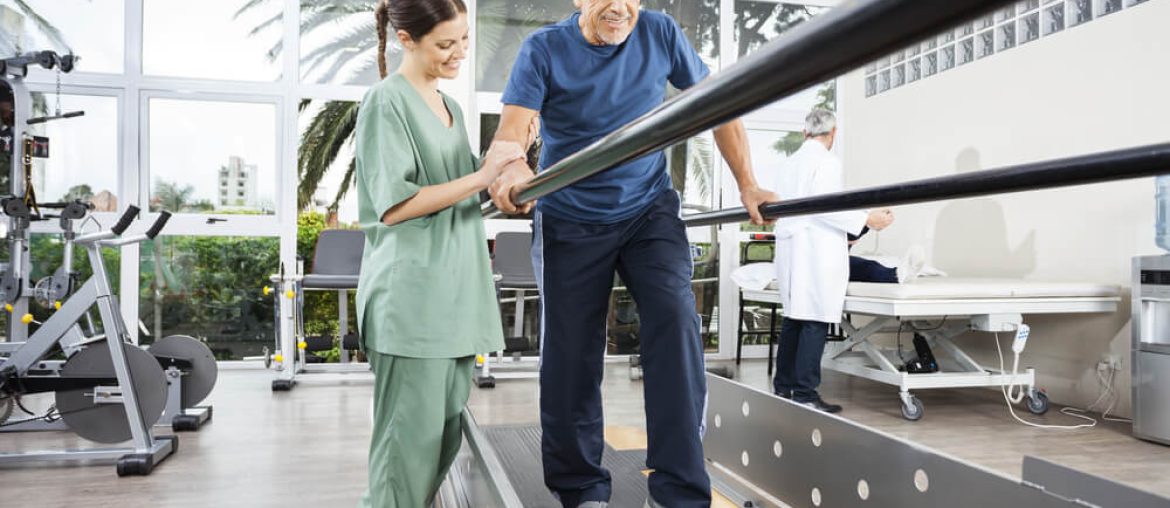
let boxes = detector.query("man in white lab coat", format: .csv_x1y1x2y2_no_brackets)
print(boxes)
772,108,893,413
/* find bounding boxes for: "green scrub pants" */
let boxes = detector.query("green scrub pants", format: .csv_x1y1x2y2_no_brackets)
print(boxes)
358,353,474,508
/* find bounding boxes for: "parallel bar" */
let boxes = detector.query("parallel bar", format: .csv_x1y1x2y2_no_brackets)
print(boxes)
484,0,1017,216
684,143,1170,227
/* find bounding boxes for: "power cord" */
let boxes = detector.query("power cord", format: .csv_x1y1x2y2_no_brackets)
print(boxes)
994,332,1104,430
1061,362,1131,424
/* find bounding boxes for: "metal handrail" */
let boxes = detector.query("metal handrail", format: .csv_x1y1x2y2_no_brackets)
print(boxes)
484,0,1018,217
683,143,1170,227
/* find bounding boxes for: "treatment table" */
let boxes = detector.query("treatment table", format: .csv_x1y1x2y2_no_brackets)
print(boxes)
741,278,1121,420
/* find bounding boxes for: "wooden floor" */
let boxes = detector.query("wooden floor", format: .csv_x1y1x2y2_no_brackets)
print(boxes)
1,360,1167,507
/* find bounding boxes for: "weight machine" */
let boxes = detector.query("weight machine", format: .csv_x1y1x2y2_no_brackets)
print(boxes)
0,51,215,476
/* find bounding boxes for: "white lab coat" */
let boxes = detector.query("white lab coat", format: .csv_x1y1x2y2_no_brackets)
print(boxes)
770,140,867,324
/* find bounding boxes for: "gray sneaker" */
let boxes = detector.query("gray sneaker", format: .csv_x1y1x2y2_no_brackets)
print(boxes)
577,502,607,508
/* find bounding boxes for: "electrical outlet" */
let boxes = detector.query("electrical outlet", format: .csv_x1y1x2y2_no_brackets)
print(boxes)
1098,354,1122,373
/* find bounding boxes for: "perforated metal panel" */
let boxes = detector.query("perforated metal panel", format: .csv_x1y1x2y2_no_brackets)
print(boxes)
703,374,1085,508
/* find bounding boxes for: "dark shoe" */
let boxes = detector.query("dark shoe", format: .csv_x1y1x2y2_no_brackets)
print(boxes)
773,389,792,399
797,397,842,414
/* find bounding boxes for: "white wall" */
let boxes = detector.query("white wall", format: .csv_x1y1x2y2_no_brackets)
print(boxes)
839,0,1170,416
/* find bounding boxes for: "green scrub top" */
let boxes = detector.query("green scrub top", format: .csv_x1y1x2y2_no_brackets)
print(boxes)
354,73,504,359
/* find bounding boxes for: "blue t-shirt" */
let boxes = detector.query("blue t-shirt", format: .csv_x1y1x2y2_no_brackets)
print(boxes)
501,10,710,223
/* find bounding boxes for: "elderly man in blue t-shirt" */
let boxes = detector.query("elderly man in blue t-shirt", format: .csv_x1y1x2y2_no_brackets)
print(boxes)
488,1,776,507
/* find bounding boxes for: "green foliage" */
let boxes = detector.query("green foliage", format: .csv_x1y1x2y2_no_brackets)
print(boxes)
772,131,807,157
152,180,215,213
61,184,93,202
139,235,279,356
26,235,121,325
769,83,836,157
66,210,355,360
817,82,837,111
298,101,359,211
311,343,341,364
297,210,328,269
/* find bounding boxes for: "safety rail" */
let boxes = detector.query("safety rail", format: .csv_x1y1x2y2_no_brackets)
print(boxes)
483,0,1023,217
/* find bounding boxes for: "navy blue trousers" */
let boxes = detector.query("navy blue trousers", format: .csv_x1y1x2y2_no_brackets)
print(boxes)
533,190,710,507
772,318,831,402
849,256,898,283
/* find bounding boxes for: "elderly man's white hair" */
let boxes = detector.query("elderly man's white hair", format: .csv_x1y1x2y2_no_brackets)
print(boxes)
804,108,836,137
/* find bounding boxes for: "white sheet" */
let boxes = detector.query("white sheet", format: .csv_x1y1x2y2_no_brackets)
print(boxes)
846,278,1120,300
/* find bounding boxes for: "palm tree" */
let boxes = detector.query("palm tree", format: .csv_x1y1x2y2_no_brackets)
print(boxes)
298,99,360,212
735,3,821,57
152,180,196,212
237,0,389,85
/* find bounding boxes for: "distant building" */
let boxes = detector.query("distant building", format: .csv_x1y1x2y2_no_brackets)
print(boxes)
218,156,258,209
91,190,117,212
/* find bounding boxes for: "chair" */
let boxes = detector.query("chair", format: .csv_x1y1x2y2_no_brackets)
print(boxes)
477,231,540,387
302,229,364,361
493,231,539,351
736,239,782,375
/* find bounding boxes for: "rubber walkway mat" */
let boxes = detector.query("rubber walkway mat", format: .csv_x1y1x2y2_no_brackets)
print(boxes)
482,425,649,507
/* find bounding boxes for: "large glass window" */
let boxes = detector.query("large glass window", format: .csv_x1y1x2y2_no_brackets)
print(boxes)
475,0,575,93
143,0,282,81
300,3,384,86
139,235,277,358
733,1,825,57
26,93,119,209
674,132,719,353
736,128,802,232
645,0,721,68
147,98,277,215
0,0,124,75
733,2,833,116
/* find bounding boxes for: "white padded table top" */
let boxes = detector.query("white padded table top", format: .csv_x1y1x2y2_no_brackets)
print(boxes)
846,278,1120,300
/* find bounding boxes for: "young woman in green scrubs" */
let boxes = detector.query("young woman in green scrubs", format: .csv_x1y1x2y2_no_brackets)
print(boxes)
354,1,523,506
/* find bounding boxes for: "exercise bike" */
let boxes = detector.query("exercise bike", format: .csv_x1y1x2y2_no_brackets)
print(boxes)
0,205,184,475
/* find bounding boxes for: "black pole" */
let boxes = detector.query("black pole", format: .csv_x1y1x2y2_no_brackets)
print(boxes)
484,0,1017,216
682,143,1170,227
